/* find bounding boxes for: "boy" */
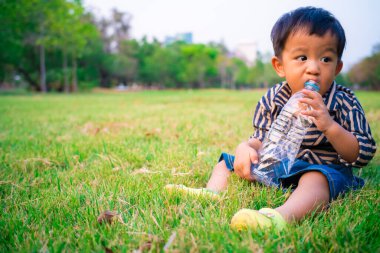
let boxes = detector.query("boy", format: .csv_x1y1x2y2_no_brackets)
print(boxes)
166,6,377,231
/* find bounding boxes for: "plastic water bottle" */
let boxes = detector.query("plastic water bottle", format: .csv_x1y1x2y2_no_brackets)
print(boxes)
251,80,320,186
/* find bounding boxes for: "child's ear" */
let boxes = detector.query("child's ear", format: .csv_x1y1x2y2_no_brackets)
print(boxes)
335,60,343,75
271,56,285,78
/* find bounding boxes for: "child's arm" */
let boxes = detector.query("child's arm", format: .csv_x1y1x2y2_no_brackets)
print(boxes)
299,89,359,162
321,121,359,162
238,85,278,179
233,138,262,180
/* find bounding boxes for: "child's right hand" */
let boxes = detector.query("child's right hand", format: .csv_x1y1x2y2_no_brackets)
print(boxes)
233,141,259,181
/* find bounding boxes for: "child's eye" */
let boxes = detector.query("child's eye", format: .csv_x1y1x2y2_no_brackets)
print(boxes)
321,57,332,63
296,56,307,61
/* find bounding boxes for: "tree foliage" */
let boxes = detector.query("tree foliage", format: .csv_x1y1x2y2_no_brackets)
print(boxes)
0,0,98,92
1,0,379,91
348,44,380,90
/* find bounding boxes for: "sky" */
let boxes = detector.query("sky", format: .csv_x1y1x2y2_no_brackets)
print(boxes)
84,0,380,72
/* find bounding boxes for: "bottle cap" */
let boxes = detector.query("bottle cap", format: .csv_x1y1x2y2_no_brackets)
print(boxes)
304,80,320,92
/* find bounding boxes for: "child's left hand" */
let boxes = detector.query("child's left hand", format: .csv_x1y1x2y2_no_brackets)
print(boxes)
298,89,334,133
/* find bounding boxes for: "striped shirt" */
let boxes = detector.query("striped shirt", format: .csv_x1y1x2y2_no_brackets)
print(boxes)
251,81,377,168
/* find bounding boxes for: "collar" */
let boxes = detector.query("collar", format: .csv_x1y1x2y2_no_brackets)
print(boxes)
273,81,338,112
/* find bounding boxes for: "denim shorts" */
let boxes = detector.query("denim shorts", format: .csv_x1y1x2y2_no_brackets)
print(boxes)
219,152,364,201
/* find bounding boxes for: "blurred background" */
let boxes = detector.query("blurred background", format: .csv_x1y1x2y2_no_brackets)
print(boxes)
1,0,379,92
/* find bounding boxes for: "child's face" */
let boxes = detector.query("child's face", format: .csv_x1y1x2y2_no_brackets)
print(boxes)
271,30,343,95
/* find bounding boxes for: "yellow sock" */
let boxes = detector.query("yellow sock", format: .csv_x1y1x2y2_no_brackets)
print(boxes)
165,184,220,200
230,208,286,231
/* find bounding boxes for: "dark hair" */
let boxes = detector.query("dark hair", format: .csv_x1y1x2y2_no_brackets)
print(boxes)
271,6,346,60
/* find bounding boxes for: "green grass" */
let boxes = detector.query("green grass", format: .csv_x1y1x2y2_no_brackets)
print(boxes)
0,89,379,252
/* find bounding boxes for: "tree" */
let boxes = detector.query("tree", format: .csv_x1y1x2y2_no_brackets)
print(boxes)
217,54,232,88
105,40,138,86
135,38,161,86
45,0,98,92
348,44,380,90
246,53,282,88
180,44,219,88
0,0,99,92
0,0,48,91
232,58,250,88
91,9,134,87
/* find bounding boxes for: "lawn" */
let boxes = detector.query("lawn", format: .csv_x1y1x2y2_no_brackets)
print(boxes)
0,89,379,252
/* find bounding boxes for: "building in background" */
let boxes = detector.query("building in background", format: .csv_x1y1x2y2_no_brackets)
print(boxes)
164,32,193,45
234,42,258,66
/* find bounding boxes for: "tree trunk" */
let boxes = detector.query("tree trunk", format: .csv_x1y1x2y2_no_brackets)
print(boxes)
99,67,110,87
231,72,236,90
219,63,227,88
39,44,47,92
63,48,69,93
72,54,78,92
11,70,15,88
17,67,38,90
198,71,205,89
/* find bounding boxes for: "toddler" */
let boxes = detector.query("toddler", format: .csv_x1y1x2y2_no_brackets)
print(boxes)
166,6,377,231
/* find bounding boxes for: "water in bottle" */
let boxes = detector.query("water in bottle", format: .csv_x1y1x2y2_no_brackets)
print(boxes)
251,80,320,186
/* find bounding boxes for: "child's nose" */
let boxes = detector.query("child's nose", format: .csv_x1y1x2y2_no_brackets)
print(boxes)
306,60,320,75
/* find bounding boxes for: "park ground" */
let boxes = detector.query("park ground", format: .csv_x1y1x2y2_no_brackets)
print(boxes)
0,89,379,252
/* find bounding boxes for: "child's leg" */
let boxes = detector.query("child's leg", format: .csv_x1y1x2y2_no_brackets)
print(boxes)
206,160,232,192
230,171,330,231
165,160,232,199
275,171,330,222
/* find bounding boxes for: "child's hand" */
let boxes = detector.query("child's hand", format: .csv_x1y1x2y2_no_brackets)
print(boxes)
298,89,334,133
233,142,259,181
